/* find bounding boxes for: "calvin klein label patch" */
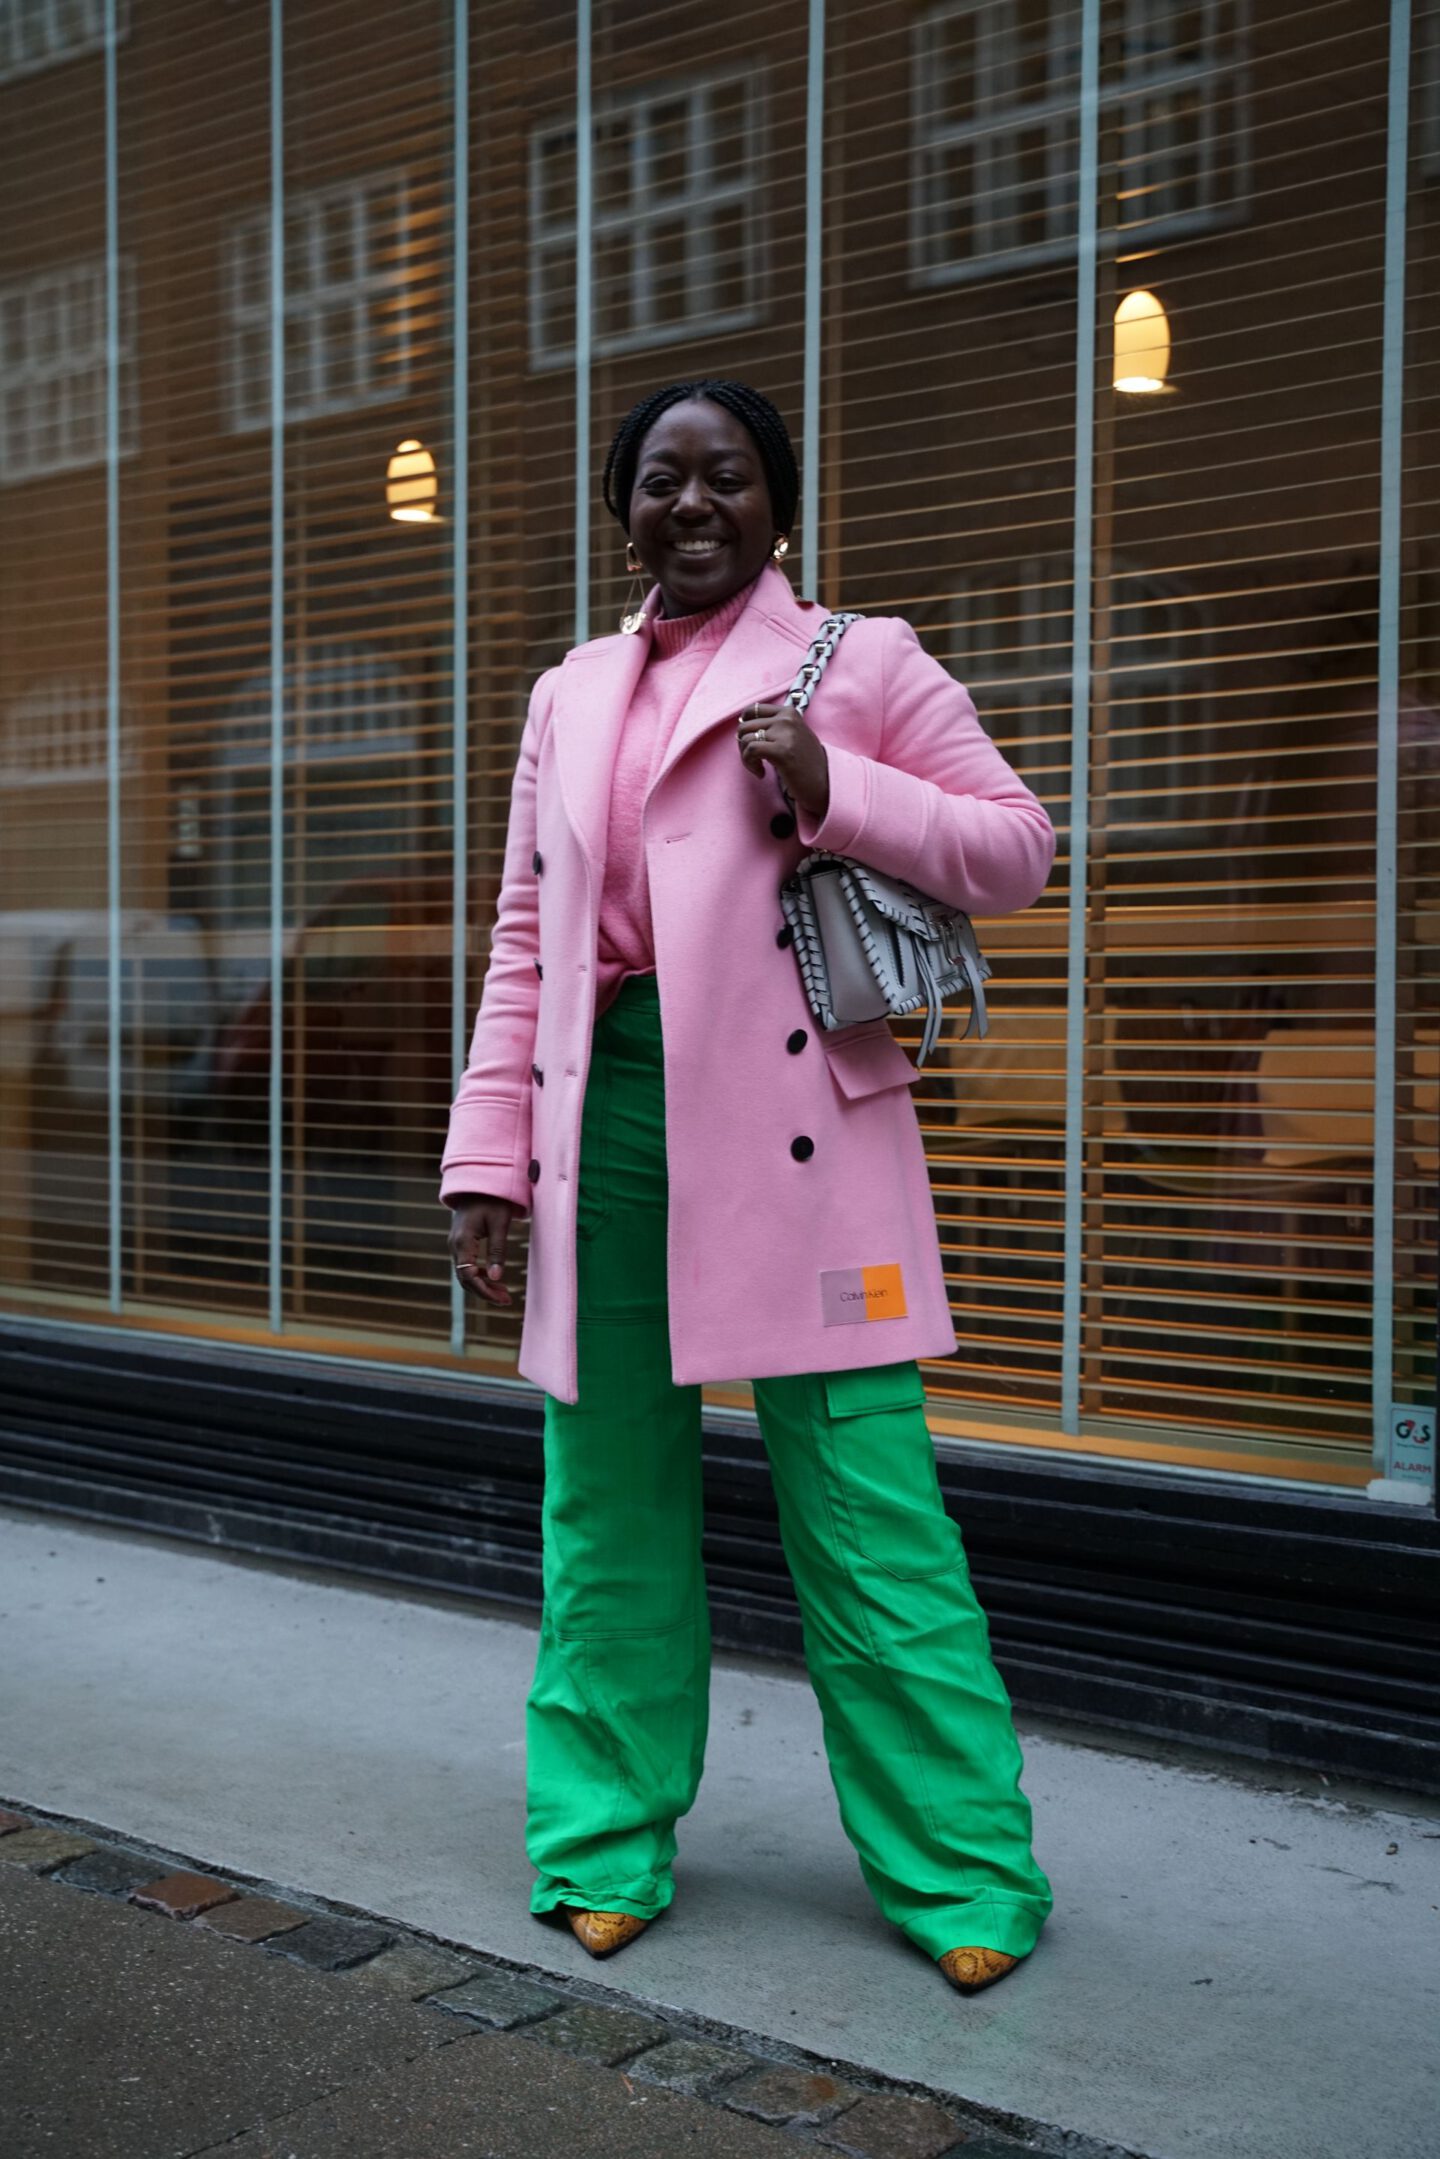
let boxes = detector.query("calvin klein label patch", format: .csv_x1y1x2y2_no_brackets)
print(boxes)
821,1264,907,1325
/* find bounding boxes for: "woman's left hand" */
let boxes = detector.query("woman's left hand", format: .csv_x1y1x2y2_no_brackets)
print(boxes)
737,702,830,823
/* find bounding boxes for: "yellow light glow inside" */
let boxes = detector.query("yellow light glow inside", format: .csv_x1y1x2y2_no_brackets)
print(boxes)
1113,289,1172,395
386,438,439,522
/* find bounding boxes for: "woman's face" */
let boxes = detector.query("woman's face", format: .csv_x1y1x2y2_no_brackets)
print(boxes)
627,399,778,618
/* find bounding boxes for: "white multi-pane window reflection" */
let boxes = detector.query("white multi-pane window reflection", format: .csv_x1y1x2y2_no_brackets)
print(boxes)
0,677,132,788
0,256,135,484
530,70,763,368
0,0,127,84
224,173,412,433
912,0,1247,281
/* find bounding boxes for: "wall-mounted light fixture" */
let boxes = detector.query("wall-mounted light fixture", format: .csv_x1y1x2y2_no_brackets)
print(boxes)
386,438,439,522
1113,290,1173,396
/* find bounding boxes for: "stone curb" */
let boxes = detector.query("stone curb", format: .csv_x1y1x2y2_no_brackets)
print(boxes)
0,1795,1148,2159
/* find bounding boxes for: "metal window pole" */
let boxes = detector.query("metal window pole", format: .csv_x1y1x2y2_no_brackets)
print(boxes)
268,0,285,1335
1373,0,1413,1467
1060,0,1101,1435
449,0,471,1356
802,0,825,595
575,0,592,644
104,0,122,1314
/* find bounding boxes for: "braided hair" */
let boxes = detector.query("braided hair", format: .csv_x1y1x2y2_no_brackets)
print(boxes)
602,379,799,538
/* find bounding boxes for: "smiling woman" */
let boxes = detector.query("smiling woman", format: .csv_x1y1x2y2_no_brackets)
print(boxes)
601,383,831,819
629,402,775,610
606,379,798,620
440,374,1058,1998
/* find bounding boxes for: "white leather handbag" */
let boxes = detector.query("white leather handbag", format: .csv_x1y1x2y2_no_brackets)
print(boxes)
776,613,992,1072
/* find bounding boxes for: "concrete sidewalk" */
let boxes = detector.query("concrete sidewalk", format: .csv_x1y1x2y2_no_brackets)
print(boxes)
1,1501,1437,2159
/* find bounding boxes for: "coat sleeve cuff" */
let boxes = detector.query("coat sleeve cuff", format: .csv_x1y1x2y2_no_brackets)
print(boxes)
439,1161,532,1213
795,742,870,855
438,1094,531,1212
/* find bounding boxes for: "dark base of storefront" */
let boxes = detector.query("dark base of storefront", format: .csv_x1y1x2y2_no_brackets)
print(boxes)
2,1318,1437,1797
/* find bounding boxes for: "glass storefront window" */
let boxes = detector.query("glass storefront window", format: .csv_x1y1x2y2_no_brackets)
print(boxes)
0,0,1433,1499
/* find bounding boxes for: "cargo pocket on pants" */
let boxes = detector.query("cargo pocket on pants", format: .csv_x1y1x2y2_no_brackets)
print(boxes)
821,1362,968,1582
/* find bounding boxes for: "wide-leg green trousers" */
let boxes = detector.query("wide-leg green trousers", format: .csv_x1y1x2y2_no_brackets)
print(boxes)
527,976,1053,1962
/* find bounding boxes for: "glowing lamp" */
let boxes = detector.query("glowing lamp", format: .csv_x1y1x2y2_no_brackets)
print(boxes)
1113,290,1172,395
386,438,439,522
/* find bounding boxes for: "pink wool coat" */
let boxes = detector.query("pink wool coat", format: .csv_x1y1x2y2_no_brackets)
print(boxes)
440,565,1055,1404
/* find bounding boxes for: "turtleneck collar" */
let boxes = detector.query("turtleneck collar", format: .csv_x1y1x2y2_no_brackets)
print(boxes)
648,574,758,662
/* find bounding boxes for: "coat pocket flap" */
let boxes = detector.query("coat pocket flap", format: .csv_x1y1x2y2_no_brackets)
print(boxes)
823,1024,918,1100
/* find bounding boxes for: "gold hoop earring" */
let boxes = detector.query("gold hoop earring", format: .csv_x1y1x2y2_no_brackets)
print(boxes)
771,535,790,564
620,541,647,634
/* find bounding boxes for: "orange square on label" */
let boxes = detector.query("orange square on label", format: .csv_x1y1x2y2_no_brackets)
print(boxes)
860,1263,907,1321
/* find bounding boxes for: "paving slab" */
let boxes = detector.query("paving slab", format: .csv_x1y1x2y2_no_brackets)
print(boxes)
130,1866,238,1919
630,2035,757,2097
348,1937,479,1999
56,1845,173,1898
724,2062,864,2125
817,2090,966,2159
527,1997,670,2065
196,1893,311,1941
3,1503,1439,2159
265,1911,396,1969
0,1824,96,1871
430,1963,565,2028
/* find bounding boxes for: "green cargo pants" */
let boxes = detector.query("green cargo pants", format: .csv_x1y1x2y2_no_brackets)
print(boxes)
526,976,1053,1962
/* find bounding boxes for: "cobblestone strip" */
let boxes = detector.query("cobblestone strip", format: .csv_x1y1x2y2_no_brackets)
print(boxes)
3,1797,1058,2159
428,1964,565,2029
130,1868,239,1920
0,1824,96,1871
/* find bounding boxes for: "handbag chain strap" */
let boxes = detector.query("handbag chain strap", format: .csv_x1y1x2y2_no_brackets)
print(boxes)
777,613,860,809
786,612,860,722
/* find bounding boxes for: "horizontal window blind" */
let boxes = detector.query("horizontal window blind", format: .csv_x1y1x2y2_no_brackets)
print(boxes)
0,30,112,1311
123,1,458,1344
828,0,1437,1478
585,2,809,632
0,0,1433,1493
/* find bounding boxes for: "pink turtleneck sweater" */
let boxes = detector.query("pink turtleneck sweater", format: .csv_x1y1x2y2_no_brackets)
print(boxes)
595,577,756,1016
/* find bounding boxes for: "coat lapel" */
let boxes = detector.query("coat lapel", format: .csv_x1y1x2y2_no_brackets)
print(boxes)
549,586,661,870
648,565,816,800
550,567,819,870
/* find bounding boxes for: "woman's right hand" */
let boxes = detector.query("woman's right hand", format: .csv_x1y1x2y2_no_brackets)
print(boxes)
447,1195,518,1307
